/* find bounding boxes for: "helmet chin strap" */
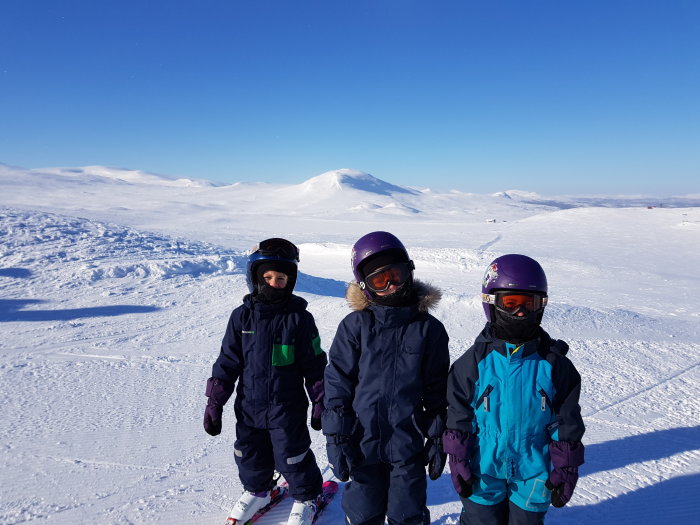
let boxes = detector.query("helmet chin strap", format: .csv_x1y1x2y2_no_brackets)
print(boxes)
492,308,542,344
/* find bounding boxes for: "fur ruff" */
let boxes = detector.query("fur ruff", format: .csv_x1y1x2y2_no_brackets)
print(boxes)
346,279,442,312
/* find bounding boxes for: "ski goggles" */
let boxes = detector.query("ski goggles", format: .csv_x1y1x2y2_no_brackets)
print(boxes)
482,291,548,314
363,262,412,293
252,238,300,261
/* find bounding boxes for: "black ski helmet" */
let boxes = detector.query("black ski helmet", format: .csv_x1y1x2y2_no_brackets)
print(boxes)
246,238,300,293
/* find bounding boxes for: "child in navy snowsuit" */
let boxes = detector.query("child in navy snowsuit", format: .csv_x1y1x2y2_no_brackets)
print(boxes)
203,238,327,525
322,231,450,525
443,254,585,525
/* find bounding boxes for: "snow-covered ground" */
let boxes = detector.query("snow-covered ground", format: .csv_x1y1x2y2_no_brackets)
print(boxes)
1,164,698,524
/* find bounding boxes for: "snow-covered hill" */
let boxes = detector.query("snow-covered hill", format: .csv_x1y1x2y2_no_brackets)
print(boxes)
297,169,419,196
3,163,698,249
1,164,699,524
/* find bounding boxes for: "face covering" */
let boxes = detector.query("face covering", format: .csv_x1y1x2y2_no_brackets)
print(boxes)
371,279,416,307
255,284,290,304
492,308,542,344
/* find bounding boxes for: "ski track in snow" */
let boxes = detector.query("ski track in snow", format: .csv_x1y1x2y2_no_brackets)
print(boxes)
1,191,699,525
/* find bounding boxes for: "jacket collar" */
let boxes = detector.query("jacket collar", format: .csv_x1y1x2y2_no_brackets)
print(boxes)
476,323,560,358
243,293,308,314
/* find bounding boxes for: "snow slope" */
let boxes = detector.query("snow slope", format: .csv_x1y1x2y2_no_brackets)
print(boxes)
0,165,699,524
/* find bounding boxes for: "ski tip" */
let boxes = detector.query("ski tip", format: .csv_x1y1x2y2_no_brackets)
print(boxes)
322,480,339,493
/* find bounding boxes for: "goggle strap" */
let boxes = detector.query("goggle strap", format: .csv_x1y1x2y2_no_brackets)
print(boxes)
482,293,548,307
250,239,299,261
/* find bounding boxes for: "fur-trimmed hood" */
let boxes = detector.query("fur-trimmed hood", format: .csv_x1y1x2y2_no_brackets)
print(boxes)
345,279,442,312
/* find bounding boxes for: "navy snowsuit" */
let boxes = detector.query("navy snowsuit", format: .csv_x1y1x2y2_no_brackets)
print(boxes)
323,281,450,525
446,324,585,517
211,294,327,501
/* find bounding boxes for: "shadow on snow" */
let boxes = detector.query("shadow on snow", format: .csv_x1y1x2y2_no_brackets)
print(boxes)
0,267,33,278
583,426,700,476
428,427,700,524
296,273,348,298
0,299,161,322
559,473,700,524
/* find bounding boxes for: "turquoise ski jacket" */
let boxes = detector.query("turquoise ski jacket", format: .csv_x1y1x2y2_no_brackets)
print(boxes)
446,325,584,481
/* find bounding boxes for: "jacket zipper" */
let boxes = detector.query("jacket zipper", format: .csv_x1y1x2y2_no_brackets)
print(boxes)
539,388,552,412
477,384,494,412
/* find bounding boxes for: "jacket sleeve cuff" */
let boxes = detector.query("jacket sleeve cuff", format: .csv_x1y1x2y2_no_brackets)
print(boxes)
205,377,234,406
442,428,472,457
321,408,355,436
549,440,585,468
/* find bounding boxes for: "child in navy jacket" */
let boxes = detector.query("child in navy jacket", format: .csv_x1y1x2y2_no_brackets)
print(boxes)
203,238,327,525
323,231,450,525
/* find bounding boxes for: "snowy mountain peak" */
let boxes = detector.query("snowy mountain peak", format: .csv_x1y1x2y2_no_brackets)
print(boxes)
492,190,542,200
299,169,418,196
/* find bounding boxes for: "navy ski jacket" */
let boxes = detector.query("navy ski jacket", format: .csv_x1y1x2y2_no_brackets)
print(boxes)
323,281,450,464
446,324,585,480
211,294,327,429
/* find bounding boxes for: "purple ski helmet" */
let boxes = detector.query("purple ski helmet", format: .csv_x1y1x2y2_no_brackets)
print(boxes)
481,254,548,322
351,231,414,299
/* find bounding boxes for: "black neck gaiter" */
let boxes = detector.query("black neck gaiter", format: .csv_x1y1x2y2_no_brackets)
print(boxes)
254,284,290,304
372,280,416,307
492,309,541,345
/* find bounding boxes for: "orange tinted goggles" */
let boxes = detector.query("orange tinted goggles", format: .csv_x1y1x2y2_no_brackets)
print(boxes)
364,263,411,292
495,292,547,313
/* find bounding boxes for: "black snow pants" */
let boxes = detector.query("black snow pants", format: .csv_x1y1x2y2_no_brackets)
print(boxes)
460,497,546,525
342,455,430,525
233,417,322,502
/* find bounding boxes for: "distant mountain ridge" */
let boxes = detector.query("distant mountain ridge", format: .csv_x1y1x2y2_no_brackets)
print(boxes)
299,169,419,196
2,163,699,211
17,164,221,188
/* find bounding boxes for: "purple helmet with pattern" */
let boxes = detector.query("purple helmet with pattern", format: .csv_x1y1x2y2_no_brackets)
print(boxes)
351,231,413,299
481,254,548,322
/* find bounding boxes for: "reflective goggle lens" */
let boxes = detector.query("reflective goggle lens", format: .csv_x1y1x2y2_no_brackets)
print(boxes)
495,292,546,313
365,263,411,292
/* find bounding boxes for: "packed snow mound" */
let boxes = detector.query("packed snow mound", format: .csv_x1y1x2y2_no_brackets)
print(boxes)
298,169,419,196
29,165,220,188
0,208,241,284
376,202,421,215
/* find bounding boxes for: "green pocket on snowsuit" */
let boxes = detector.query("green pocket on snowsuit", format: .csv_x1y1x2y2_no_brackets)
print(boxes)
272,343,295,366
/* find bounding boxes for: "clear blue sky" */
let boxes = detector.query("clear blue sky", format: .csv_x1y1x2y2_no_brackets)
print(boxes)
1,1,699,194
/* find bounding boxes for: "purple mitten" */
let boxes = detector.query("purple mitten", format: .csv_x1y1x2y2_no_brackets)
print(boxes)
203,377,234,436
306,379,324,431
442,429,475,498
546,441,585,507
203,400,223,436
